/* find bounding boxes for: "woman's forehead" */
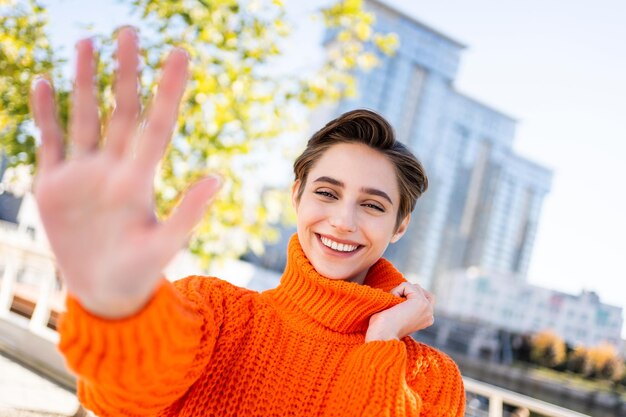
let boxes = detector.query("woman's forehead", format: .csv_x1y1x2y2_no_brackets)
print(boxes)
308,143,400,196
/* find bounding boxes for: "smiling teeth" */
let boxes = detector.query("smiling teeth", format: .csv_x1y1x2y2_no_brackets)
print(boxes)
320,236,358,252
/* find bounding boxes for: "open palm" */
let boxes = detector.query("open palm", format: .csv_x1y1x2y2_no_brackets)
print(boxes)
30,28,220,318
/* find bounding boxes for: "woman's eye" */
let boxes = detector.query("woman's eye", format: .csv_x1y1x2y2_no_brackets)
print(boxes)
315,190,336,199
364,203,385,212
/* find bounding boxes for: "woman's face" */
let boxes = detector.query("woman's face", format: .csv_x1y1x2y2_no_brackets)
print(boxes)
292,142,410,284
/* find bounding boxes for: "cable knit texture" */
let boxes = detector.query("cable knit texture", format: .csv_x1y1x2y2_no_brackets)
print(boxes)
58,234,465,416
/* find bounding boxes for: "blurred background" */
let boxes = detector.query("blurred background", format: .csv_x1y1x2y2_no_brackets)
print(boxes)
1,0,625,416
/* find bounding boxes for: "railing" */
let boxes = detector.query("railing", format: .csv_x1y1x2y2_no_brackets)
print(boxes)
464,377,590,417
0,236,591,416
0,222,69,390
0,220,59,338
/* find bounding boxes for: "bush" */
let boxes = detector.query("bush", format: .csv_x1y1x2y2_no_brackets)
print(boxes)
587,343,624,382
567,345,592,376
531,330,566,368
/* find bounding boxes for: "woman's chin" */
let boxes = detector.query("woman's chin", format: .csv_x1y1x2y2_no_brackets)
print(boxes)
313,264,364,283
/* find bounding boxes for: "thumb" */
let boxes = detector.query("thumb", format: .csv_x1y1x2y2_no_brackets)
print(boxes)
154,175,222,259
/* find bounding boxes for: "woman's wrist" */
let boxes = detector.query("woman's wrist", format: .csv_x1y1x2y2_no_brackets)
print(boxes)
364,324,399,342
77,291,154,319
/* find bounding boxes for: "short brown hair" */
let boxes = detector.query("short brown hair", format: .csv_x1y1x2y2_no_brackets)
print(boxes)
293,109,428,229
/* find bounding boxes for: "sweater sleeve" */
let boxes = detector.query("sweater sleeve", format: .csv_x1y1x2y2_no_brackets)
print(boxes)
405,340,466,417
58,276,230,417
322,339,465,417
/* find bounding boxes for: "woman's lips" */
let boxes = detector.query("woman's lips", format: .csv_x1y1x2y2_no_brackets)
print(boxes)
316,233,363,257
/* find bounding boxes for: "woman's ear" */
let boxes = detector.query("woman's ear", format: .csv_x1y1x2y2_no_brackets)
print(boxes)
390,214,410,243
291,180,301,211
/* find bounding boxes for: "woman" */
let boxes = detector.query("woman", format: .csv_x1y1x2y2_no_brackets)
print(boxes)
30,28,465,416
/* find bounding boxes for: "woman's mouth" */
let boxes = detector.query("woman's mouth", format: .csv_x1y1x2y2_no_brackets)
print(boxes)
316,234,363,254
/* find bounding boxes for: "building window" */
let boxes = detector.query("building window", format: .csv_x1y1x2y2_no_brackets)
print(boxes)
595,309,609,326
26,226,36,240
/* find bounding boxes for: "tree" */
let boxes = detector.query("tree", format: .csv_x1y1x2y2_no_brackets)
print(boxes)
0,0,62,167
566,345,592,376
0,0,398,264
530,330,566,368
587,343,625,382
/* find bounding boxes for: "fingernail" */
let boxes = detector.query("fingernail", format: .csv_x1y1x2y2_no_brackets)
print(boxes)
202,175,223,206
208,174,223,189
75,37,94,51
173,47,190,60
31,75,50,92
118,25,139,38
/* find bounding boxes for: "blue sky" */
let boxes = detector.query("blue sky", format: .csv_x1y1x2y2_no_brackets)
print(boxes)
383,1,626,314
43,0,626,336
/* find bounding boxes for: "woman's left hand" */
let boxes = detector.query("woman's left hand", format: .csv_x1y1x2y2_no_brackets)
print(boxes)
365,283,435,342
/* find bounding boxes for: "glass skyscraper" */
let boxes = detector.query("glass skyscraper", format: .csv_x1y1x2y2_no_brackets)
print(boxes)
335,0,553,294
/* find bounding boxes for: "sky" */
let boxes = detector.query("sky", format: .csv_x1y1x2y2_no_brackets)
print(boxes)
42,0,626,336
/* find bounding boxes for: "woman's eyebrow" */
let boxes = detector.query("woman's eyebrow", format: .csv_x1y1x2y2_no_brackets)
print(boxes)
313,176,393,205
361,187,393,205
313,176,343,187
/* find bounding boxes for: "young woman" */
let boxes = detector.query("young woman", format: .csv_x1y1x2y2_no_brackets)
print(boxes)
30,28,465,416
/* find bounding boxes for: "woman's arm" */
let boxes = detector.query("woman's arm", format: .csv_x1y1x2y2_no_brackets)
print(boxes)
405,340,466,417
321,340,422,417
58,276,237,416
60,278,206,415
320,281,464,416
321,339,465,417
30,28,224,415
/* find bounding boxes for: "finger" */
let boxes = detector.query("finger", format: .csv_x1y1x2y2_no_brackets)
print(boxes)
423,290,435,306
153,175,222,260
105,27,141,157
30,77,64,172
69,38,101,156
389,283,408,297
135,48,189,171
391,283,423,298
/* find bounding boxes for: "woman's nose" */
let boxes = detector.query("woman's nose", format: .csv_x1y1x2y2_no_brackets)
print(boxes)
328,205,357,232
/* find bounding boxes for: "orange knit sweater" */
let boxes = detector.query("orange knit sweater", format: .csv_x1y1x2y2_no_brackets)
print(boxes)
58,235,465,416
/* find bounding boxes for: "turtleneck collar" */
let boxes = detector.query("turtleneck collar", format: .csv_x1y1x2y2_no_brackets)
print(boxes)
265,234,408,334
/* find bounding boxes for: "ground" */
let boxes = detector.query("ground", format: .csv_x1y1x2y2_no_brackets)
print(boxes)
0,353,82,417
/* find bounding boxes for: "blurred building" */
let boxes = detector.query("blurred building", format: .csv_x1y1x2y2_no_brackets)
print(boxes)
0,190,56,289
437,268,624,349
0,187,65,337
328,0,553,293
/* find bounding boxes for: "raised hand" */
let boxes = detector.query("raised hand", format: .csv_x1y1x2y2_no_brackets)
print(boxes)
30,28,221,319
365,282,435,342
